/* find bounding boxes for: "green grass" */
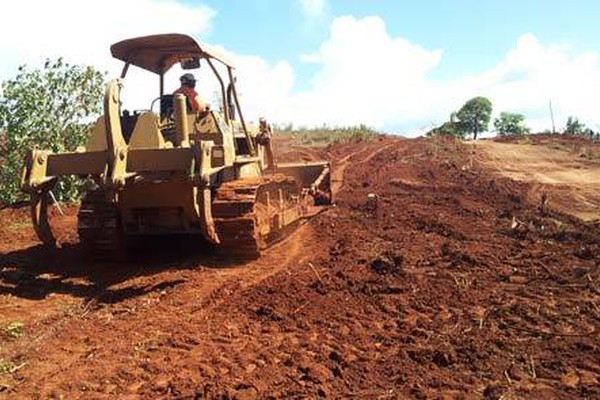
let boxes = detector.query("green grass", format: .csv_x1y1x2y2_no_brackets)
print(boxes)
0,361,14,374
2,322,24,339
276,124,380,147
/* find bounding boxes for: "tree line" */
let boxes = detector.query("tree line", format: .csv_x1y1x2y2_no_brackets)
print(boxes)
427,96,598,140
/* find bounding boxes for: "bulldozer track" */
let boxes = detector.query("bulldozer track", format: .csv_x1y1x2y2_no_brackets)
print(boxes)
212,174,305,258
77,189,125,261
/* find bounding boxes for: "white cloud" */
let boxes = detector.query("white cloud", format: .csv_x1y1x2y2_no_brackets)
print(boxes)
429,33,600,135
0,0,215,109
234,57,295,123
299,0,326,18
0,0,215,69
2,6,599,136
480,33,600,133
244,15,445,132
244,17,600,135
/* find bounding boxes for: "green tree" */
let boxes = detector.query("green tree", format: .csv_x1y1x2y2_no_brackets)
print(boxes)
455,96,493,140
0,58,105,204
426,121,466,138
563,116,586,136
426,112,467,138
493,112,530,136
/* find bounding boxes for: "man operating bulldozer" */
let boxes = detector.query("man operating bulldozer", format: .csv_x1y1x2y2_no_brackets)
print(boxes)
174,73,209,113
21,33,332,259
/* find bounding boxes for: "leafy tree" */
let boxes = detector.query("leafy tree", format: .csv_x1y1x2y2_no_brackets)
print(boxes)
0,58,105,204
455,96,493,140
493,112,530,136
426,112,467,138
426,121,466,138
563,116,586,136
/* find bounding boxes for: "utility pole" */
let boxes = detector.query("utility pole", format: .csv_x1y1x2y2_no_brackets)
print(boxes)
549,99,556,134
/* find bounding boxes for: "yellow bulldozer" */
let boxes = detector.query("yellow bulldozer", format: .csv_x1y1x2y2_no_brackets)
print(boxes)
21,33,331,259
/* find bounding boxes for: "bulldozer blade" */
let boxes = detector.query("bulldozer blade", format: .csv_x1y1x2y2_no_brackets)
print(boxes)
276,162,332,205
31,192,57,247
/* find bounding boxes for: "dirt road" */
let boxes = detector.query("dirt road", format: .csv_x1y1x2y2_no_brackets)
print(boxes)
472,137,600,221
0,134,599,399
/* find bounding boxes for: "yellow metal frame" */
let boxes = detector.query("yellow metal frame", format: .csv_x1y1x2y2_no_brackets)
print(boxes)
20,34,332,252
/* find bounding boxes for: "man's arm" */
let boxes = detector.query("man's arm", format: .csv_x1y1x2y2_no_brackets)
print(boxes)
194,94,208,112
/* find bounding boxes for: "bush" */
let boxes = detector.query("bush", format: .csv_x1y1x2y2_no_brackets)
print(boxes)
493,112,530,136
276,123,379,147
0,58,105,204
563,116,586,136
426,120,466,139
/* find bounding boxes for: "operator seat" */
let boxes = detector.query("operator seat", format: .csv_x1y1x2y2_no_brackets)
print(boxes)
160,94,194,120
160,94,174,121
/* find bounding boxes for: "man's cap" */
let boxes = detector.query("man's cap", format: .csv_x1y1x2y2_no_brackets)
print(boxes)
180,73,196,83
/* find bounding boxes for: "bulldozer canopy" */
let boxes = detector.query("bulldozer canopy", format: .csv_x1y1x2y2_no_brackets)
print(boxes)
110,33,235,75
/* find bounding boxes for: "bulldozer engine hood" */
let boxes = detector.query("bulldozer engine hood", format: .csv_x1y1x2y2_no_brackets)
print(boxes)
110,33,235,75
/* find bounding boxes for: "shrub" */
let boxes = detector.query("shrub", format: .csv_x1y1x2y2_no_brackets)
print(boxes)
0,58,105,204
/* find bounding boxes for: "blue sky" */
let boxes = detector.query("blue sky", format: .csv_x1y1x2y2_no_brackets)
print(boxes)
1,0,599,135
200,0,600,83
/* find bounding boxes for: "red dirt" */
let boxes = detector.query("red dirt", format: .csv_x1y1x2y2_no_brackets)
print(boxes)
0,135,599,399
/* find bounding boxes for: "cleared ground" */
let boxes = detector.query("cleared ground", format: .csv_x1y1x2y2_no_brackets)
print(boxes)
473,136,600,221
0,134,598,399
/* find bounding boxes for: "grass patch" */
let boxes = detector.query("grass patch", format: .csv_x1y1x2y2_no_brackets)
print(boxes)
515,136,534,145
277,124,379,147
545,142,600,160
2,322,24,339
548,142,570,152
578,146,600,160
0,361,14,374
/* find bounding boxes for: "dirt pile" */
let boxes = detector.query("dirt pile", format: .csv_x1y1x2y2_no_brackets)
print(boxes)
0,134,598,399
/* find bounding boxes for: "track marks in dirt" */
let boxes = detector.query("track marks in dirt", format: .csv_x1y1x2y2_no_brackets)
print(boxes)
331,141,395,195
2,135,599,399
0,213,323,397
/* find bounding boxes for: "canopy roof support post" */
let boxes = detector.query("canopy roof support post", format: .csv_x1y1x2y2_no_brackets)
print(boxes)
159,73,164,98
206,58,229,123
228,67,255,156
120,63,130,79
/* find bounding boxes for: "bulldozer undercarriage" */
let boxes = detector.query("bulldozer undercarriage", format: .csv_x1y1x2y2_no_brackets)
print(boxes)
213,174,311,257
77,189,125,261
71,174,319,260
